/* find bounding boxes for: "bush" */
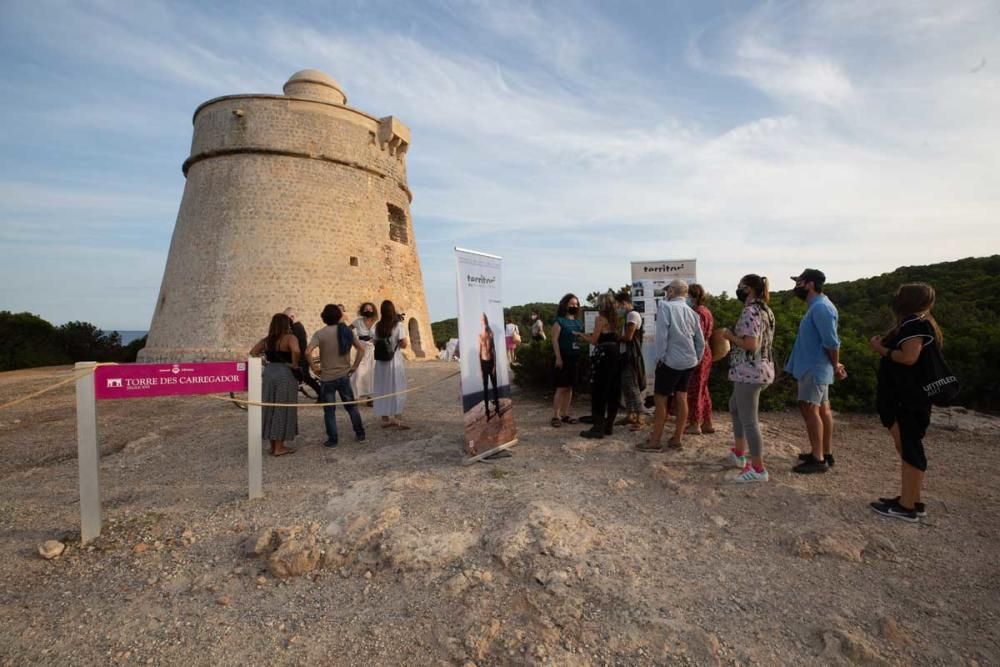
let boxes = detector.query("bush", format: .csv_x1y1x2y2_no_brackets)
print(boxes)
0,312,134,371
58,321,123,362
511,337,590,394
0,311,70,371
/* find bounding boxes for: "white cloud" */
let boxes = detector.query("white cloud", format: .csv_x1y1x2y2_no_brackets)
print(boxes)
0,0,997,325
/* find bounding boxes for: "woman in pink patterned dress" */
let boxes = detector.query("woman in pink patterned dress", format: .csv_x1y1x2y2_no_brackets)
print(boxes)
685,284,716,435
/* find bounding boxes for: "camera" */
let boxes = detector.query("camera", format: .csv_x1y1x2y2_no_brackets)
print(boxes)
396,312,406,324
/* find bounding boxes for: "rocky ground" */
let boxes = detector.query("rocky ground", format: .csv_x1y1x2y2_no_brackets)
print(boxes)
0,361,998,666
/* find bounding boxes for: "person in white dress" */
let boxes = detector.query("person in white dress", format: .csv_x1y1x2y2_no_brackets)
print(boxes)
372,299,410,429
350,302,378,400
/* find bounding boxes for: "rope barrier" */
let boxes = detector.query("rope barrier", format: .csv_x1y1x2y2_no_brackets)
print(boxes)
204,369,461,409
0,363,114,411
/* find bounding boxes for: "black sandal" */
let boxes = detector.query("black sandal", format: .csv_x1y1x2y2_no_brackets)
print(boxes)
550,417,562,428
560,416,578,424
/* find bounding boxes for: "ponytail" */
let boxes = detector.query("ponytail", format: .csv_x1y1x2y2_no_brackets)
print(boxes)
740,274,770,304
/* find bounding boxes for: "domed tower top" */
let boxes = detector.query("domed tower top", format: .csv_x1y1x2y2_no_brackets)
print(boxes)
282,69,347,105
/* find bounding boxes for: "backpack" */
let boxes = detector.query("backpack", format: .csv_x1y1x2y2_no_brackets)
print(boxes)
917,343,960,406
373,335,397,362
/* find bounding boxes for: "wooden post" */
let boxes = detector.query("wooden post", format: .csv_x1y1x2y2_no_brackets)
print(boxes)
247,356,263,499
75,362,101,543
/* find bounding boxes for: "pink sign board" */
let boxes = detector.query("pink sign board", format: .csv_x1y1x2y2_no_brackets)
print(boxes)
94,362,248,400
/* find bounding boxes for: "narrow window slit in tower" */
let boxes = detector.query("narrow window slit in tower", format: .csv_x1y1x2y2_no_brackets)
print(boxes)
387,204,408,244
350,256,359,267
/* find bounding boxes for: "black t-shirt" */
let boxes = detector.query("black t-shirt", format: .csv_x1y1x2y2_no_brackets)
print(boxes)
878,316,935,403
290,321,309,363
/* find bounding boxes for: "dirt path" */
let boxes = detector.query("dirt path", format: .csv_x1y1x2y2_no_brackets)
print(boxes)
1,361,998,665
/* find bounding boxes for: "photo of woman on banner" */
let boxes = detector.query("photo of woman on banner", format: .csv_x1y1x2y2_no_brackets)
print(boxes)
479,313,502,420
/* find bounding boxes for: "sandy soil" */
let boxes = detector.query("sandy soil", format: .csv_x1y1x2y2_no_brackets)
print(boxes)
1,361,998,666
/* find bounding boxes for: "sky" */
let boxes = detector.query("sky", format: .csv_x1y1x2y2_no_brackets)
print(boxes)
0,0,998,330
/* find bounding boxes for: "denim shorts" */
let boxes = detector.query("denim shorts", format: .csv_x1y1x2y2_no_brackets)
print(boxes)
797,372,830,405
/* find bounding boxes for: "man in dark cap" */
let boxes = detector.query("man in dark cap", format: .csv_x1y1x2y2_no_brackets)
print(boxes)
785,269,847,474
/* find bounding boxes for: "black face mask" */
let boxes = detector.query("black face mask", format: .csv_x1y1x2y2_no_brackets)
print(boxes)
736,287,750,303
363,310,375,317
793,286,809,300
567,306,579,315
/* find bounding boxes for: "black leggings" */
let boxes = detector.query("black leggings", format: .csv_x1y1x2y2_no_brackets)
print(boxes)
481,358,499,411
590,349,622,428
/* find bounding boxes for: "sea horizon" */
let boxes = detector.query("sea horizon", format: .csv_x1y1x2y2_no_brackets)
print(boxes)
115,330,148,345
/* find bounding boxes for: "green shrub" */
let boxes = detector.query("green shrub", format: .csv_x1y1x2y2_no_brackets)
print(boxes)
0,311,70,371
511,337,590,394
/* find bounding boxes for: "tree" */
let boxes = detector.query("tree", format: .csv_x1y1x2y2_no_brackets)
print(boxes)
58,321,123,362
0,311,69,371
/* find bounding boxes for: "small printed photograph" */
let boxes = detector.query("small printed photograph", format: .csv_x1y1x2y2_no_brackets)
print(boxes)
631,281,645,298
653,287,666,298
633,300,645,313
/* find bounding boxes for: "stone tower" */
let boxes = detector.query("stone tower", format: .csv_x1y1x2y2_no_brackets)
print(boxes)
139,69,436,362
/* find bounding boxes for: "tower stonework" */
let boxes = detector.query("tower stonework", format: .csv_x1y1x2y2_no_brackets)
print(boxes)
139,70,437,362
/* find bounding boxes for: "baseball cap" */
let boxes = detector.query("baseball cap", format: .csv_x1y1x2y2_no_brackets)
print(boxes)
791,268,826,287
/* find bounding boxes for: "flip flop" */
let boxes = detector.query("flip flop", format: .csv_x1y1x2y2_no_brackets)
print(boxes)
666,438,684,450
272,447,297,457
635,441,664,452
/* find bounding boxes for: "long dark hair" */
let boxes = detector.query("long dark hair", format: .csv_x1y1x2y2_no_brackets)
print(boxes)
376,300,398,339
556,293,579,318
266,313,291,350
883,283,943,348
740,274,770,304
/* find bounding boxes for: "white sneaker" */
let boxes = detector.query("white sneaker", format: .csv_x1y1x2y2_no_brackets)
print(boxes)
733,467,769,483
727,450,747,468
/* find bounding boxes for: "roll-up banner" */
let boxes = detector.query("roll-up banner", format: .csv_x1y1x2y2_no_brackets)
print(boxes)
630,259,698,383
455,248,518,462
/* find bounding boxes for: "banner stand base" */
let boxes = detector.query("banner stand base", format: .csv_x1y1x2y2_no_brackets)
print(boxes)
462,439,517,466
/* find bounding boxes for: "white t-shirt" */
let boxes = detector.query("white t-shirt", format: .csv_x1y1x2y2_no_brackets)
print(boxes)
621,310,643,353
505,323,519,339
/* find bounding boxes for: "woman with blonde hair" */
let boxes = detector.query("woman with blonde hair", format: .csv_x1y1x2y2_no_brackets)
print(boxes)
249,313,301,456
575,292,622,439
868,283,944,522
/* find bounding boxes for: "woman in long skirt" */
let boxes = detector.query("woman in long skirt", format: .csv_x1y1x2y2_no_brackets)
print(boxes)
250,313,300,456
351,302,378,400
372,300,410,429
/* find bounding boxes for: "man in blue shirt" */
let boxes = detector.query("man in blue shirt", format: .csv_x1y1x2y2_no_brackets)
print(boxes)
637,279,705,452
785,269,847,474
